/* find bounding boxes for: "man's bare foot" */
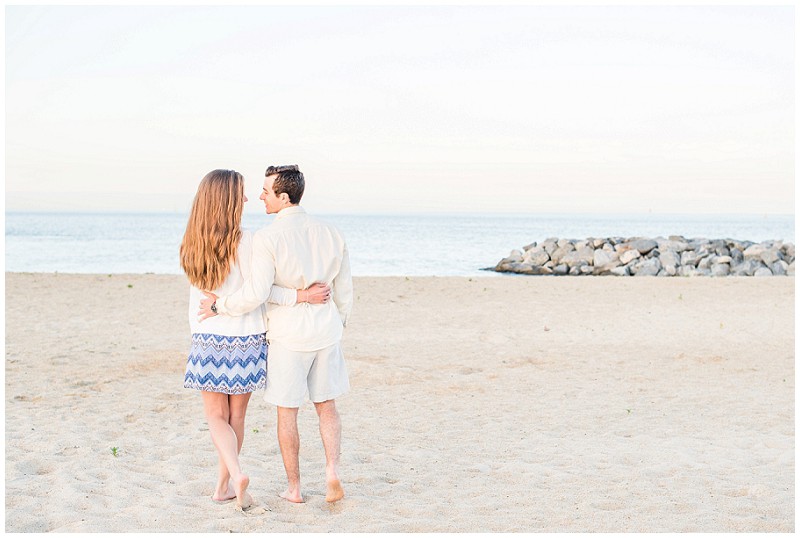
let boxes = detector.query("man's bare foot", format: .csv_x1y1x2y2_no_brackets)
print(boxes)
325,479,345,503
234,474,252,509
279,487,304,503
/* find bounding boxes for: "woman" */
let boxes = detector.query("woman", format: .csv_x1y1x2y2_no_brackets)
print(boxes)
179,169,329,509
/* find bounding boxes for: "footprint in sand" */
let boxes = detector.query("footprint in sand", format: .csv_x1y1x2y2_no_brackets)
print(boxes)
235,503,268,515
16,460,55,476
747,484,771,498
723,487,748,497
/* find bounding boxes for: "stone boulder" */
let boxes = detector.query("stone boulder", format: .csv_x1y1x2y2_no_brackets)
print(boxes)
659,250,680,268
680,251,699,266
743,244,766,260
771,260,788,276
678,265,701,277
634,257,661,276
593,249,618,267
523,247,550,267
550,244,575,265
754,267,773,277
553,264,569,275
657,239,689,253
619,249,641,265
626,239,658,255
541,238,559,255
731,259,764,276
561,247,595,267
610,266,629,276
760,249,781,266
711,263,730,277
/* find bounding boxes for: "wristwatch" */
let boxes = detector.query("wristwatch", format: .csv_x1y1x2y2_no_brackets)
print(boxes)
210,301,218,314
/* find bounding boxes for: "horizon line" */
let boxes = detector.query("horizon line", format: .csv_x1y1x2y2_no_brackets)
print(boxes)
4,209,796,219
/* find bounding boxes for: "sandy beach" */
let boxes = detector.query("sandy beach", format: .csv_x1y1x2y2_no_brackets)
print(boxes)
4,273,794,532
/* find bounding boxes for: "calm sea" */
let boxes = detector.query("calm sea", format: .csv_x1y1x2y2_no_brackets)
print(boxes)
4,212,795,276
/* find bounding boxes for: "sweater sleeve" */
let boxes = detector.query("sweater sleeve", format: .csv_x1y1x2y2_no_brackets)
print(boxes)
333,241,354,327
216,230,276,316
267,286,298,306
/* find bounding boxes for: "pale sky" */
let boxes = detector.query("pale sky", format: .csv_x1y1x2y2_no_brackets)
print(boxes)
5,5,795,215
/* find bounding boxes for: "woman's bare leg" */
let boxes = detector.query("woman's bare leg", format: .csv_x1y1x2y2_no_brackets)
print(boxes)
228,393,252,507
202,391,251,508
211,392,252,501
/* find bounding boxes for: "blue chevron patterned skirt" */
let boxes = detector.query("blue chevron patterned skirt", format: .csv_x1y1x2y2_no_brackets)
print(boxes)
184,333,267,394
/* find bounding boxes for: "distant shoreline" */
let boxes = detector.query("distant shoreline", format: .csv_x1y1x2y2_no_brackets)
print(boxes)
7,213,794,275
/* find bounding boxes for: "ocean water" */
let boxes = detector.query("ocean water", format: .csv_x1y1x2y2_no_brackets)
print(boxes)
4,212,795,276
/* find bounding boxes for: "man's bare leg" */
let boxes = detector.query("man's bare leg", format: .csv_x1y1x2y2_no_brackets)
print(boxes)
277,406,303,503
314,399,344,502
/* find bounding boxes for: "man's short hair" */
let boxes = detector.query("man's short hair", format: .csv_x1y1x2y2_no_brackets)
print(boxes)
266,165,305,204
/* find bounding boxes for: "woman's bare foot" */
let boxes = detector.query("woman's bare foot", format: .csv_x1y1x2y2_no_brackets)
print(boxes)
279,486,304,503
212,482,236,503
234,474,252,509
325,479,344,503
236,491,254,510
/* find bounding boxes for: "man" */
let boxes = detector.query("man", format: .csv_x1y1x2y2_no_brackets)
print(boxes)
198,165,353,504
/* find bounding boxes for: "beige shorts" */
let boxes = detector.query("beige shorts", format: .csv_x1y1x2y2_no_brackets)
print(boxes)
264,340,350,408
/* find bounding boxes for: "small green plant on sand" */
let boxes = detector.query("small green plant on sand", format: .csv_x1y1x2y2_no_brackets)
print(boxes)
111,447,119,457
252,428,259,433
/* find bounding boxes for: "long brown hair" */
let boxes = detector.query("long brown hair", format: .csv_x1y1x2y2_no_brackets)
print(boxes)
179,169,244,290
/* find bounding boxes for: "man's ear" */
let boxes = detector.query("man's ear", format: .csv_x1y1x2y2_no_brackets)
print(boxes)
278,192,292,205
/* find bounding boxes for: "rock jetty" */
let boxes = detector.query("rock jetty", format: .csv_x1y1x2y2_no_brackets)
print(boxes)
490,236,795,277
